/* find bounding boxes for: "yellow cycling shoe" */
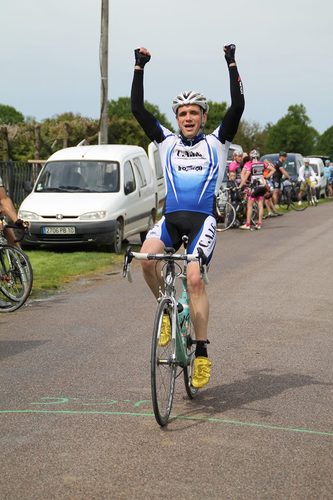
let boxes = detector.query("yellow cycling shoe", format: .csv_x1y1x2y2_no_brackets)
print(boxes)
192,357,212,389
159,314,171,347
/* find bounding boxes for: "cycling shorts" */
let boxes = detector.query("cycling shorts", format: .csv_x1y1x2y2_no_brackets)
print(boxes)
145,211,216,264
272,180,282,189
300,178,315,191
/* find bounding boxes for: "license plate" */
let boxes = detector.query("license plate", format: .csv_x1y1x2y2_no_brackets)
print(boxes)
41,226,76,235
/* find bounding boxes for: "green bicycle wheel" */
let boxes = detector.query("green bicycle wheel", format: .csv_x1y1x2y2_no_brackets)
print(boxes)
151,297,177,426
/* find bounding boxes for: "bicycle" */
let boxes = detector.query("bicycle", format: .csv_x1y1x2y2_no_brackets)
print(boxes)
0,221,33,312
215,188,236,231
123,236,208,426
279,180,307,211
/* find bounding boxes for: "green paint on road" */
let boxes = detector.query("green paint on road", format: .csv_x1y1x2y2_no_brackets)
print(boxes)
0,408,332,437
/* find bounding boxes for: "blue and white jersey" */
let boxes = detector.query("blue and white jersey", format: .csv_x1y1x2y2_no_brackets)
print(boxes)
156,125,230,216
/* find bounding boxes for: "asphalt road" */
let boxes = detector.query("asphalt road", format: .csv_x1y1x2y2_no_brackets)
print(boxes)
1,203,333,499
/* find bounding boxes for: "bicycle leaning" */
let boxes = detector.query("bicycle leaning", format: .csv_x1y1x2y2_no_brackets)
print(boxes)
0,220,33,312
123,236,208,426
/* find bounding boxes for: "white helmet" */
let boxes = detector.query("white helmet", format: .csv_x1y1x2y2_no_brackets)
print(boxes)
172,91,209,114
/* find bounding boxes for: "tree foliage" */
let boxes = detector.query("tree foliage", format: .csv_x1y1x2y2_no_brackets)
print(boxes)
0,104,24,125
264,104,318,155
1,99,333,161
205,101,228,134
315,125,333,157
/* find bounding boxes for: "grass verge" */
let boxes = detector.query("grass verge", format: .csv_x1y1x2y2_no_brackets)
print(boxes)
25,248,124,298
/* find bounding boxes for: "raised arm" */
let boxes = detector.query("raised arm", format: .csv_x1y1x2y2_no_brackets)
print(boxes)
218,44,245,143
131,48,164,143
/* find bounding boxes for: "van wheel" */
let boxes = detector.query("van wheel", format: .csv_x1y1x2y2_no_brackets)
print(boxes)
140,212,155,243
112,221,123,254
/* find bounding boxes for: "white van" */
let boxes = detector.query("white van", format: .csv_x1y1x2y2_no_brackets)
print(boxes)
19,144,165,253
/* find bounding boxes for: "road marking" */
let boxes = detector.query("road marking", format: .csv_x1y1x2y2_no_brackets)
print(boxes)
0,408,332,437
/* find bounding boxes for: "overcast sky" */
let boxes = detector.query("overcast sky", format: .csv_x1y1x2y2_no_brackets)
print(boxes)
1,0,333,134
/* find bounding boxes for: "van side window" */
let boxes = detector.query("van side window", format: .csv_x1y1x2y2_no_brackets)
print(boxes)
153,150,163,180
133,157,147,187
124,160,136,195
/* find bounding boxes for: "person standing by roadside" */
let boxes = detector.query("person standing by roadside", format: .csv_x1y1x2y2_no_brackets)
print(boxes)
272,152,290,208
324,160,333,197
228,150,243,185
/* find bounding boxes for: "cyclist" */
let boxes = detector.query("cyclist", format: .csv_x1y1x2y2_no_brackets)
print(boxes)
0,175,27,246
298,158,317,204
239,149,266,230
262,159,282,218
272,152,290,208
131,44,244,389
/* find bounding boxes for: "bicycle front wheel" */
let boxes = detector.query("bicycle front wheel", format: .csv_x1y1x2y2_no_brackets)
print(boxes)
0,245,33,312
151,297,177,426
216,201,236,232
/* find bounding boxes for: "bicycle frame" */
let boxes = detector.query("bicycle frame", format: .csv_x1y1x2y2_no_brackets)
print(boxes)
123,245,206,368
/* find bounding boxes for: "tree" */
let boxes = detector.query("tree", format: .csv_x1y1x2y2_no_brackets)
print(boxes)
0,104,24,125
233,120,268,155
108,97,174,131
264,104,318,155
315,126,333,157
205,101,228,134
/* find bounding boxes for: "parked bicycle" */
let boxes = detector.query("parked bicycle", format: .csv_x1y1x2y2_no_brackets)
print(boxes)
123,236,208,426
215,188,236,231
216,187,258,230
279,180,307,211
0,221,33,312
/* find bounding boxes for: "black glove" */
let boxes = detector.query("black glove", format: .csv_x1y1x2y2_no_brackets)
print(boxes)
134,48,151,69
14,218,24,227
14,218,28,230
224,44,236,65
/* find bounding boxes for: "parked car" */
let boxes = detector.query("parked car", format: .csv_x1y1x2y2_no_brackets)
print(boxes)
308,154,331,164
306,157,327,198
19,144,165,253
260,152,304,181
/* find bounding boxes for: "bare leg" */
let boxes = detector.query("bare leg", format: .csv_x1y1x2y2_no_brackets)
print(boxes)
187,262,209,341
140,238,165,299
246,198,253,225
258,199,264,224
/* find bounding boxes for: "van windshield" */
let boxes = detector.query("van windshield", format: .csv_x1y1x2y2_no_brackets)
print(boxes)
35,161,120,193
284,161,298,177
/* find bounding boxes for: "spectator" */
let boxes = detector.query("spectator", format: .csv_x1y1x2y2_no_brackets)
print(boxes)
324,160,333,197
228,150,243,185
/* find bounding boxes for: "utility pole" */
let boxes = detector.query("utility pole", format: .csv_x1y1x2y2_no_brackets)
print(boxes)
99,0,109,144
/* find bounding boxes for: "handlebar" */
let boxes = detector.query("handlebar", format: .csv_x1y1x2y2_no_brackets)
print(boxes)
123,246,209,285
0,219,30,243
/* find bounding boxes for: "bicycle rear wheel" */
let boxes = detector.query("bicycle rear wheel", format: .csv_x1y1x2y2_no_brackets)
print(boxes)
151,297,177,426
216,201,236,232
291,200,307,211
0,245,33,312
182,317,198,399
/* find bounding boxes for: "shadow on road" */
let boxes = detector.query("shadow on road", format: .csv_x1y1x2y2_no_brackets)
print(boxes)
174,368,332,423
0,340,49,361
